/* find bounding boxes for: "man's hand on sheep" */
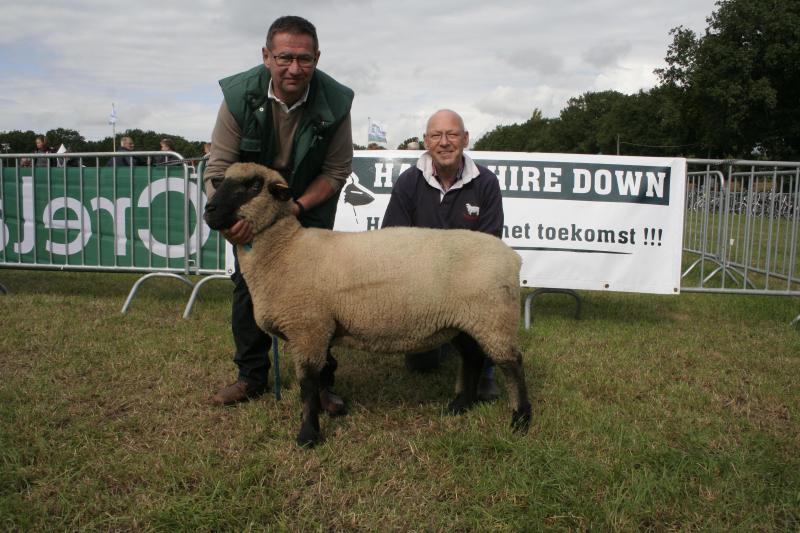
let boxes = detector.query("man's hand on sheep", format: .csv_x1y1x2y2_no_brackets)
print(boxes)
221,219,253,245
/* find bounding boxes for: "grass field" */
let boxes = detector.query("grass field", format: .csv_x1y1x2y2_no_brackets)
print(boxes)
1,268,799,531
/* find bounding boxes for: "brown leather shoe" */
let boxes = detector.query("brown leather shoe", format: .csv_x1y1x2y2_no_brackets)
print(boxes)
211,379,267,406
319,388,347,417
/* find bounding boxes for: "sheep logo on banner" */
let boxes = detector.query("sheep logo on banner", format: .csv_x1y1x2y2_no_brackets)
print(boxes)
340,172,375,225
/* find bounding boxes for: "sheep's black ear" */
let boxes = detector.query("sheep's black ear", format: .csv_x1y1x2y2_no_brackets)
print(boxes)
268,181,293,202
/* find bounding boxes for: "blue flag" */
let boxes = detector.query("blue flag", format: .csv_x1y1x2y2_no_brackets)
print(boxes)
368,120,387,144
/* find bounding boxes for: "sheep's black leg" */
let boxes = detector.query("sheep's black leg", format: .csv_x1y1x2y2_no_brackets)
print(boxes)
296,366,321,447
448,333,485,415
496,350,532,433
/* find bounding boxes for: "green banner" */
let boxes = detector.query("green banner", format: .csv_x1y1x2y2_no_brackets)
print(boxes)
0,166,222,271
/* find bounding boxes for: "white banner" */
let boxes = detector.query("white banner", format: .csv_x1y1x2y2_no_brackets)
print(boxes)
331,150,686,295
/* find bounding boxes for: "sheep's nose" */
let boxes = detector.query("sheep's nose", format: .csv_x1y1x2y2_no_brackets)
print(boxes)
204,203,215,213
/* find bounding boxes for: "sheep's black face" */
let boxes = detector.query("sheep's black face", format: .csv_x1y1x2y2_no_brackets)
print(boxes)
204,175,263,231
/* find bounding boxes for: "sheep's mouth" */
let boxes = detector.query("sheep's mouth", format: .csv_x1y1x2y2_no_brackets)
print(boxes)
203,209,240,231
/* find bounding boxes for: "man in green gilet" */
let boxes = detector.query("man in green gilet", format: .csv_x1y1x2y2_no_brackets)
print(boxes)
204,16,353,414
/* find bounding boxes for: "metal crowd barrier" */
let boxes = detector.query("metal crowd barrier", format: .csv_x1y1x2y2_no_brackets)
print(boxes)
182,158,231,318
683,159,800,324
0,151,202,308
1,153,798,324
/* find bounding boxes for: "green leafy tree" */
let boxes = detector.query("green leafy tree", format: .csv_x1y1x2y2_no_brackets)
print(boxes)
0,130,37,153
1,128,205,162
548,90,629,154
656,0,800,159
84,137,115,154
45,128,86,152
598,87,700,157
473,109,554,152
102,129,204,158
473,122,526,151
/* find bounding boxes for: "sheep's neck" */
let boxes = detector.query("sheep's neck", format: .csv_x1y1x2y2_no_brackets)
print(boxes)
238,216,301,273
235,217,301,325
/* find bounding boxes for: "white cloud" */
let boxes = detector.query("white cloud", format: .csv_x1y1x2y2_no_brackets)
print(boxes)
474,86,565,120
0,0,719,147
500,49,564,75
582,41,633,69
591,62,661,95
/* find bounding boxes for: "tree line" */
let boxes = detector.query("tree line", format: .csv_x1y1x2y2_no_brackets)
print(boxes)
475,0,799,160
0,128,206,160
2,0,797,161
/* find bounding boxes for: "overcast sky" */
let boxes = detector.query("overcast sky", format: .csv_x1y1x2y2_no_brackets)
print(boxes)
0,0,717,148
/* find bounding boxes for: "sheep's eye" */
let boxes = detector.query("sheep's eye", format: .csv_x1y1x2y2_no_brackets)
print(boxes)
249,180,263,193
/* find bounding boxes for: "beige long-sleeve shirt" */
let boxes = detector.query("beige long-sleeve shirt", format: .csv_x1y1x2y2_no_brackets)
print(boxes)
204,98,353,197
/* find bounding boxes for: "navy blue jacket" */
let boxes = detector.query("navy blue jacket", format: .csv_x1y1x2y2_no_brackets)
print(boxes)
382,159,504,237
105,147,140,167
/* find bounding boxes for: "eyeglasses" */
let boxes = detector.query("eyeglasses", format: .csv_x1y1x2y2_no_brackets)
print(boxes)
271,52,316,68
426,132,464,144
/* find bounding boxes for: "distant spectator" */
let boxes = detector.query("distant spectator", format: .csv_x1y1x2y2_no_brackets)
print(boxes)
33,135,55,167
106,136,140,167
192,143,212,174
406,141,421,150
154,137,180,165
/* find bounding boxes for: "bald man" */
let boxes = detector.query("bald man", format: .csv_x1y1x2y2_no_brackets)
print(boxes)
382,109,503,400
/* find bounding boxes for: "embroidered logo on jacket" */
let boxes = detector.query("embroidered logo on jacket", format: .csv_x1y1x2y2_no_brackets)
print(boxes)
464,203,480,220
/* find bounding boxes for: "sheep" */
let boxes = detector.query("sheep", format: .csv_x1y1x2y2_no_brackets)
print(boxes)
204,162,532,447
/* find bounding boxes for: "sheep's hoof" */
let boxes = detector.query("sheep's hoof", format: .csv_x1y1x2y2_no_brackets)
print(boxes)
510,404,532,434
447,393,474,415
296,425,320,448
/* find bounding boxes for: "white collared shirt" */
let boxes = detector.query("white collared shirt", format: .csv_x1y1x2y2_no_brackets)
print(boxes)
267,80,311,114
416,152,481,201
